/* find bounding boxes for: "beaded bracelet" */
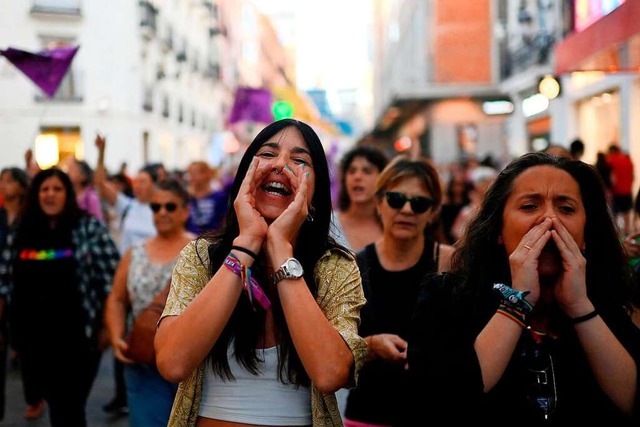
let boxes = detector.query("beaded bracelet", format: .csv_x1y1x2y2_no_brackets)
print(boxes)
497,304,527,328
223,253,271,311
496,306,527,328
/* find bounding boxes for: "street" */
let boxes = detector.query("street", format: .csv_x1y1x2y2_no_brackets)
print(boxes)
2,348,130,427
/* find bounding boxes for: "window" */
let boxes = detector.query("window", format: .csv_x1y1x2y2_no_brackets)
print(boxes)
36,38,82,101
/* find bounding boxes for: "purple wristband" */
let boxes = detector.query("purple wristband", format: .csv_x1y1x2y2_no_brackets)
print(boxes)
223,256,271,310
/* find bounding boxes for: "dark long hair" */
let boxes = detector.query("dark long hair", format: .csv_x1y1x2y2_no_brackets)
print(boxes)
451,152,632,311
199,118,343,386
15,168,82,246
0,167,30,207
337,145,389,211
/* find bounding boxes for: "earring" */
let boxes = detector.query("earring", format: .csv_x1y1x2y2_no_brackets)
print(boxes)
306,206,316,223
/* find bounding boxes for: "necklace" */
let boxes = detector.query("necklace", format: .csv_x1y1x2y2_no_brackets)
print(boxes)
524,329,558,420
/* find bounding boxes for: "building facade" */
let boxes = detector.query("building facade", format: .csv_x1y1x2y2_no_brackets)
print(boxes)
0,0,238,173
371,0,639,199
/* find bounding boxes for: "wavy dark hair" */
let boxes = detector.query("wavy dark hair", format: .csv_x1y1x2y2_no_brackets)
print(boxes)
0,167,30,203
16,167,82,246
450,152,632,312
198,118,344,386
337,145,389,211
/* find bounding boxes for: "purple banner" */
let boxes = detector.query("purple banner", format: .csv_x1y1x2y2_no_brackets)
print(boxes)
228,87,274,125
1,45,80,97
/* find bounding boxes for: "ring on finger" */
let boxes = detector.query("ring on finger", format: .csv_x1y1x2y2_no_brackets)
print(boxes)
523,244,532,250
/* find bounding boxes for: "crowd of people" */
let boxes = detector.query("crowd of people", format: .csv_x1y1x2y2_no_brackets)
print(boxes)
0,120,638,426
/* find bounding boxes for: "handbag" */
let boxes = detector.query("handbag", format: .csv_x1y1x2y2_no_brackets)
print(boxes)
125,281,171,366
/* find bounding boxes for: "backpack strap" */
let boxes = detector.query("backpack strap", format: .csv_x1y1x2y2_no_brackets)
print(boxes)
119,200,132,232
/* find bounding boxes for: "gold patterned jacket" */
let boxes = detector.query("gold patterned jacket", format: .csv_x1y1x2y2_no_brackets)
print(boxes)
161,239,368,427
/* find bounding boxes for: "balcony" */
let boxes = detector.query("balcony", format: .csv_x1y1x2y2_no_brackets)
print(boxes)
31,0,81,17
140,1,158,37
500,32,555,79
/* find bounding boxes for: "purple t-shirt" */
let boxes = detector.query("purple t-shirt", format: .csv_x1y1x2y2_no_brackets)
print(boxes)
77,187,104,222
186,189,229,235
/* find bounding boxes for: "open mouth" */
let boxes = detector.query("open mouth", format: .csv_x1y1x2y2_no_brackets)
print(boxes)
262,181,292,196
538,240,562,279
542,240,560,256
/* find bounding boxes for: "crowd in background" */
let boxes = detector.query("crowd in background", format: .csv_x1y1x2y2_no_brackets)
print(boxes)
0,125,638,425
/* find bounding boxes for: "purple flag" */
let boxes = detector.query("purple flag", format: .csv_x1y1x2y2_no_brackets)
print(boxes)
0,45,80,97
228,87,274,125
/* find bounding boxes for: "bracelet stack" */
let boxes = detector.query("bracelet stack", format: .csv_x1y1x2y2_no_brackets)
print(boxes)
224,253,271,311
493,283,534,328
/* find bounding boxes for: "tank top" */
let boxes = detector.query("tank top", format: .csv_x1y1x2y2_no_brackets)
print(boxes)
127,242,177,318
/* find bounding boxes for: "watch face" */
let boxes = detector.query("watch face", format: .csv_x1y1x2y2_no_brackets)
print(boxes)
285,258,304,277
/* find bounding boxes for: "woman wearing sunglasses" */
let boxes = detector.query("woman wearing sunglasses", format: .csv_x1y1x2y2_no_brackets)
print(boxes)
344,155,454,427
105,178,194,427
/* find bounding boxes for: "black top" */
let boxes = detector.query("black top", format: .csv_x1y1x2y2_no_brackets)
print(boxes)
10,224,85,352
345,241,439,425
403,272,640,426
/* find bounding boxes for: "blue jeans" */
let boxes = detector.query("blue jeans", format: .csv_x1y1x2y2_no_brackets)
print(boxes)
124,363,178,427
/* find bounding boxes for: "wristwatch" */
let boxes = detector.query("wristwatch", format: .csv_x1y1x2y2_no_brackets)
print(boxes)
271,258,304,285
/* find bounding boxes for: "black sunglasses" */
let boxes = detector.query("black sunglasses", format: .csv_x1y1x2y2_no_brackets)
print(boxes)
150,202,178,213
384,192,434,214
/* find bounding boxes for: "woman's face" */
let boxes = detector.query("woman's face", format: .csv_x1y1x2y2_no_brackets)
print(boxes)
39,175,67,217
150,189,189,235
376,176,435,242
345,156,380,206
501,165,586,277
187,163,211,190
253,126,316,221
133,171,155,202
0,172,25,200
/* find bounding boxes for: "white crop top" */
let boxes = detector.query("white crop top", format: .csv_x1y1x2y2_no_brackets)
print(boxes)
199,345,312,425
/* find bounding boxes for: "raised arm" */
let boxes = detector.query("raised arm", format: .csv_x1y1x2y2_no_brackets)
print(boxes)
93,134,119,206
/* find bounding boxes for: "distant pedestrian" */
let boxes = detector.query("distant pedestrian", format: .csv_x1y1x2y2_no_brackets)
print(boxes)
344,155,454,426
105,179,193,427
63,157,104,222
0,167,38,421
184,160,229,235
94,135,158,414
569,138,585,160
607,144,635,235
1,168,119,427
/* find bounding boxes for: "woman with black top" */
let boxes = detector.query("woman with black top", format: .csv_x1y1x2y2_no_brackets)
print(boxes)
344,155,453,427
1,168,120,427
406,153,640,425
0,167,32,420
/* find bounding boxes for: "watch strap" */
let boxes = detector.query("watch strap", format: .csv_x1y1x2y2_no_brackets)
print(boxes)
271,268,287,286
